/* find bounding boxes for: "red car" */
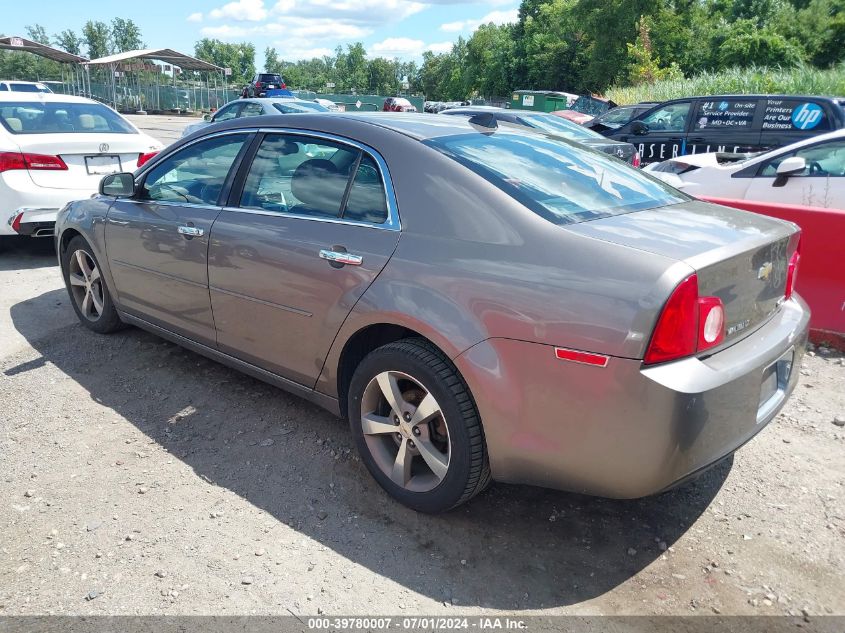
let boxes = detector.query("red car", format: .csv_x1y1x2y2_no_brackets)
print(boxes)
383,97,417,112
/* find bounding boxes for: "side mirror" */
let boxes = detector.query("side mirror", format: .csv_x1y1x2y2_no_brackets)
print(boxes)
203,113,212,121
99,172,136,197
773,156,806,187
630,120,649,135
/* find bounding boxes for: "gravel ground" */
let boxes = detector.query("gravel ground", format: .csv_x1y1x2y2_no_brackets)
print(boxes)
0,116,842,617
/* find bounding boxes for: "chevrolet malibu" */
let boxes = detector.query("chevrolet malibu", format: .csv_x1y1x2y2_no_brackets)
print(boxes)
55,113,808,513
0,93,162,240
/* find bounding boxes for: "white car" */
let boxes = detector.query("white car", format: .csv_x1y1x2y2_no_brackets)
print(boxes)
646,129,845,209
0,93,162,238
182,97,331,138
0,80,52,93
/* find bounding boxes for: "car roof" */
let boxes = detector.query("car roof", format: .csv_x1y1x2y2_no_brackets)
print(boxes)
201,111,501,142
650,94,841,104
0,92,98,104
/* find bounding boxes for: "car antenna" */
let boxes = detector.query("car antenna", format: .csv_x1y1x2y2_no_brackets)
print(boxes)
468,113,497,131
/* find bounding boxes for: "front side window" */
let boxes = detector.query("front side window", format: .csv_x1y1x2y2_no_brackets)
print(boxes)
239,134,357,217
0,101,136,134
759,139,845,177
140,133,248,205
640,101,691,132
213,103,242,123
426,131,686,224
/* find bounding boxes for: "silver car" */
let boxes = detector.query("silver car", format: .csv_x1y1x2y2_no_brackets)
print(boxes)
55,113,808,513
182,97,330,137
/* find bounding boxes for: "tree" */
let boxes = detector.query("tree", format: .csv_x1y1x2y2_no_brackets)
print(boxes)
626,16,683,85
111,18,143,53
25,24,51,45
194,39,256,85
367,57,397,94
82,20,111,60
714,19,805,68
264,46,281,73
54,30,84,56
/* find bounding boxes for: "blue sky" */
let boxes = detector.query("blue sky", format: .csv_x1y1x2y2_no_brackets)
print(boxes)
5,0,519,62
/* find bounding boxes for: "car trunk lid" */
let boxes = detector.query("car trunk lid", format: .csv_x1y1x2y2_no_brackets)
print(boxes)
16,133,151,190
565,199,799,348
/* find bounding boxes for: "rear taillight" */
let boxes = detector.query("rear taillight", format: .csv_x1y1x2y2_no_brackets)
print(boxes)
255,81,263,89
281,81,286,89
785,239,801,300
137,152,158,168
632,151,641,168
644,273,725,365
10,211,24,233
0,151,67,172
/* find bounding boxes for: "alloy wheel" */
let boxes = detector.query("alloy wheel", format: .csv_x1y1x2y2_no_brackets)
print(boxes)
360,370,451,493
68,249,105,321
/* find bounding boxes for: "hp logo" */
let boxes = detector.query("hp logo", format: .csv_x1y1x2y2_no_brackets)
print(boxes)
791,103,823,130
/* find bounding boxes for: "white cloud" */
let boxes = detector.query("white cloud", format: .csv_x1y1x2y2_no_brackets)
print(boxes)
271,43,334,60
187,12,203,22
439,7,518,32
209,0,268,21
370,37,427,57
200,24,251,38
427,41,454,53
271,0,424,25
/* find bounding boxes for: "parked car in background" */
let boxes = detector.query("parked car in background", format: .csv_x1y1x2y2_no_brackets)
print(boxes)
0,80,52,93
314,98,340,112
181,98,330,137
0,93,161,240
383,97,417,112
604,95,845,164
55,112,806,512
646,128,845,208
440,106,640,166
586,102,659,132
242,73,287,98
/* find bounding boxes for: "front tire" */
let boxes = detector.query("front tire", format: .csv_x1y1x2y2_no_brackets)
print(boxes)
62,236,124,334
348,338,491,513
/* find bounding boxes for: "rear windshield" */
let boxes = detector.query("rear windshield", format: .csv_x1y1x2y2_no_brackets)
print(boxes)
518,113,604,141
10,83,50,93
425,131,686,224
272,101,329,114
259,74,283,83
0,101,136,135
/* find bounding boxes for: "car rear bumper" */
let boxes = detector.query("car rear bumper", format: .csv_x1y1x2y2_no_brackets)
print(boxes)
454,296,809,498
1,172,88,236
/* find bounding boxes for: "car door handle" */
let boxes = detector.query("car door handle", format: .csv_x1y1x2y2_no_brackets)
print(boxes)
319,249,363,266
177,225,204,237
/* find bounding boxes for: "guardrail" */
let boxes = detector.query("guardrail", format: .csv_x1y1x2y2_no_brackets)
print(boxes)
699,196,845,350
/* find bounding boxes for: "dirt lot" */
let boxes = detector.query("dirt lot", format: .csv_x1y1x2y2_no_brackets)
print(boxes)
0,116,843,617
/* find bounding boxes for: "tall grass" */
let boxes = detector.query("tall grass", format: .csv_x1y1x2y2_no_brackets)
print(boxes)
606,65,845,105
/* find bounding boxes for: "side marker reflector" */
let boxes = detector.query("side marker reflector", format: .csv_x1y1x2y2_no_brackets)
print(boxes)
554,347,609,367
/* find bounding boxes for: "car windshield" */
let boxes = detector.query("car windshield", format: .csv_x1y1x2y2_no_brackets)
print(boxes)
426,131,686,224
0,101,136,134
272,101,329,114
597,107,636,127
518,113,604,141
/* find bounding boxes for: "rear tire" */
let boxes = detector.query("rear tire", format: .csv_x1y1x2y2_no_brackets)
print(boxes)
348,338,491,513
62,236,124,334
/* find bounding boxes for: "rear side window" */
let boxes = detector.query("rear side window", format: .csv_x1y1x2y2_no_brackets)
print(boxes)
426,131,686,224
694,99,758,131
239,134,357,218
0,101,136,135
343,155,388,224
763,99,831,132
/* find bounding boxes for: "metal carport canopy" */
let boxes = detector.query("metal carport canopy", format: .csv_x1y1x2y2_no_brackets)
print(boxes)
0,36,88,64
85,49,223,72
